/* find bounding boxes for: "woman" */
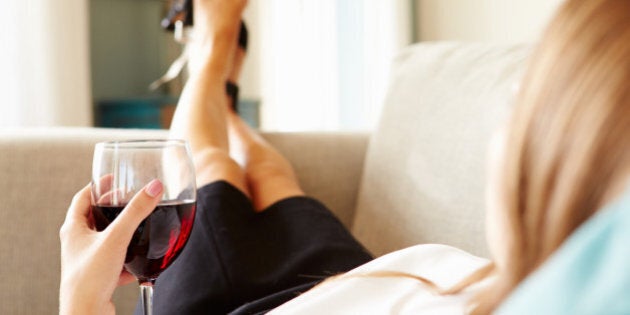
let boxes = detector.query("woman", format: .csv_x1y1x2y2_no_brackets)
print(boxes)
59,0,630,314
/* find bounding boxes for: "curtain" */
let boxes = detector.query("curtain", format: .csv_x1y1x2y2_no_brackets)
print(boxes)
0,0,92,128
255,0,412,131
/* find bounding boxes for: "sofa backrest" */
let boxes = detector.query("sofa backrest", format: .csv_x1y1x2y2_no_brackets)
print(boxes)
352,43,530,257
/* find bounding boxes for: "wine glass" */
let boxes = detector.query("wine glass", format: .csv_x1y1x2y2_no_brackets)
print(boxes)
91,140,196,315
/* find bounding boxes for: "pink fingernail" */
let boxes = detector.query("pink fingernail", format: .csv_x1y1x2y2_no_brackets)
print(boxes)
145,179,163,197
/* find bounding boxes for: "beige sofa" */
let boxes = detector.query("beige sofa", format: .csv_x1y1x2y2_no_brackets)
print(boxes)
0,43,528,314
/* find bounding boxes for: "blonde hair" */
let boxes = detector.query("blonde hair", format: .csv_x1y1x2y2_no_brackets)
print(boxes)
468,0,630,313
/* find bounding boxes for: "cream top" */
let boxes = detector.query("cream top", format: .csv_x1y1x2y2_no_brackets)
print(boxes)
270,244,491,315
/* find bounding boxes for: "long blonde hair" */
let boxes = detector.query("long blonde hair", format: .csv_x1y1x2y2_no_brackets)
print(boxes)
468,0,630,313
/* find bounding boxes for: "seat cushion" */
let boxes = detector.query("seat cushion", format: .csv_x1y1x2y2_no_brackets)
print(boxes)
352,43,529,257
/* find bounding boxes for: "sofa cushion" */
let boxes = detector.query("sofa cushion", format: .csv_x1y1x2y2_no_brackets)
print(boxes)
352,43,529,257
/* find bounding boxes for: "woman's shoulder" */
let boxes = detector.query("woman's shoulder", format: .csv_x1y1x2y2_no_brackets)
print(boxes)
271,244,491,315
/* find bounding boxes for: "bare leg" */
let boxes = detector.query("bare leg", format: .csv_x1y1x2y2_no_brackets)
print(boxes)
174,0,302,208
226,47,304,211
228,112,304,211
170,0,249,194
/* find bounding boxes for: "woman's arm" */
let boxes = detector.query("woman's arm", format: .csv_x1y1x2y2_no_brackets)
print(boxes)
59,180,163,315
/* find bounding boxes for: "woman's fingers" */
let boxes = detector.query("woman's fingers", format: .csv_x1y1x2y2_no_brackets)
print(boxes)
67,184,92,220
105,179,164,244
96,174,114,196
97,188,125,205
63,175,114,235
60,184,92,238
117,269,136,287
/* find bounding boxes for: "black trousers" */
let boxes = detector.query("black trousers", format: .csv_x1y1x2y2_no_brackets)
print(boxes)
135,181,373,314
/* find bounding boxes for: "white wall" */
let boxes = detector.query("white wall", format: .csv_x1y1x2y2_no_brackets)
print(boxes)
0,0,92,127
239,3,262,100
245,0,411,131
415,0,566,43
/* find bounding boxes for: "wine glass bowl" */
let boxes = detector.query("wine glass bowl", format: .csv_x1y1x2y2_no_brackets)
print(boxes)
91,139,196,314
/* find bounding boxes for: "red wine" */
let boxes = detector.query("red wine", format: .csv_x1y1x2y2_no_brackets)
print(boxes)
91,201,196,283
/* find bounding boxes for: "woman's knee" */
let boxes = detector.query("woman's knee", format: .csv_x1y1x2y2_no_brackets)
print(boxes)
194,148,249,194
245,159,298,185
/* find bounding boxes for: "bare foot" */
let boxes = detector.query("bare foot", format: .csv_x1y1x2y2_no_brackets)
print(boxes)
188,0,248,79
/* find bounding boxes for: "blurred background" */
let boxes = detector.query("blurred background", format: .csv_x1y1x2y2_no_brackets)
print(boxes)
0,0,563,131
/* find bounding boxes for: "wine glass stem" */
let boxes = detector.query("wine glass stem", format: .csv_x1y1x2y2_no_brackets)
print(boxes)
140,282,154,315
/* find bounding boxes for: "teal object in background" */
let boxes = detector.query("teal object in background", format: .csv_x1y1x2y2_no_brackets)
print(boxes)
497,185,630,314
95,98,260,129
95,97,173,129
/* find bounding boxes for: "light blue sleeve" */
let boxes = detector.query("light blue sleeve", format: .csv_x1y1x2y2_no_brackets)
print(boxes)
497,186,630,315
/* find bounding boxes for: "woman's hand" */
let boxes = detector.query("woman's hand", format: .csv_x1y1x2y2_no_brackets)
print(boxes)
59,180,164,315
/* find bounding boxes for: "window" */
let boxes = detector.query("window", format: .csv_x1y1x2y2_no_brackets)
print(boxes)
246,0,412,131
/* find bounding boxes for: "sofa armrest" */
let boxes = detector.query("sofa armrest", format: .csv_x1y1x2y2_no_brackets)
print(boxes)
261,132,370,228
